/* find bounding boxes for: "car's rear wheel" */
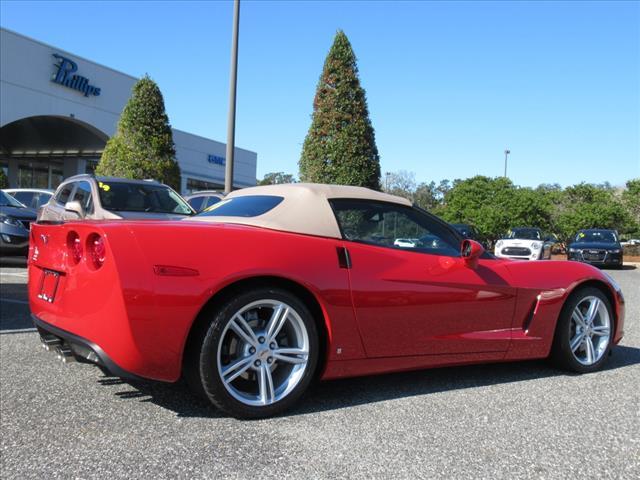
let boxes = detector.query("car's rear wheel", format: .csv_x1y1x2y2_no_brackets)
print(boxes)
551,287,613,373
195,288,318,419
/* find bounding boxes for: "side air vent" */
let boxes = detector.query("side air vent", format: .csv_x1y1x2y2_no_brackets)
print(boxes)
336,247,351,269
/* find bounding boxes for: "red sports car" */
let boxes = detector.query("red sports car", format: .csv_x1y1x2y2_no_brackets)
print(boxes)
28,184,625,418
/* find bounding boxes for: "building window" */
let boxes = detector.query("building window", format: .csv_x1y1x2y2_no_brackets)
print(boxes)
186,178,224,193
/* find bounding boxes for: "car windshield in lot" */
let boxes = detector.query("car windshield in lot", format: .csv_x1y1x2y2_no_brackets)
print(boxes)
97,182,193,215
0,190,26,208
197,195,284,217
506,228,541,240
575,230,618,243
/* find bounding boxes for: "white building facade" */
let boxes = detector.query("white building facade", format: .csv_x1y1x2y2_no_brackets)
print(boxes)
0,28,257,193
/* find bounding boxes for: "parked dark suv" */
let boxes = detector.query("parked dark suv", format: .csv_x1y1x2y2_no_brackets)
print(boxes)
567,229,623,268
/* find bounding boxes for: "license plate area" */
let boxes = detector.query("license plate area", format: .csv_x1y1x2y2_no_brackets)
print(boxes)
37,269,61,303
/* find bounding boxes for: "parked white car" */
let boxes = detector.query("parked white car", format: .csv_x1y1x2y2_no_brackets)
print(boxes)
494,227,552,261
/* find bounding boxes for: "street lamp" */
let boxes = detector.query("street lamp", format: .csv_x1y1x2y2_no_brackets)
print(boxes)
504,149,510,178
224,0,240,194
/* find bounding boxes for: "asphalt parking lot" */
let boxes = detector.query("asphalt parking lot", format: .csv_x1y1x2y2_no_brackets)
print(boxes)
1,258,638,479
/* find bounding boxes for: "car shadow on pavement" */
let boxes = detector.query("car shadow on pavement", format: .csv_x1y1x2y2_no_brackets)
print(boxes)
105,344,640,420
0,282,33,333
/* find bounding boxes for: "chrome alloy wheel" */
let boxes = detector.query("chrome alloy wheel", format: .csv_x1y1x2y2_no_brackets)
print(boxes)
216,300,310,406
569,295,611,366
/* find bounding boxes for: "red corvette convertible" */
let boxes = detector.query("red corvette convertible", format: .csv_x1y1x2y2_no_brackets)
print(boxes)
29,184,625,418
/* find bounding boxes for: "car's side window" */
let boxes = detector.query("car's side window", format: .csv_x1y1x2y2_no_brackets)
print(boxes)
188,196,205,212
55,183,74,205
36,193,52,208
13,191,34,207
72,181,94,214
330,199,460,257
204,195,222,209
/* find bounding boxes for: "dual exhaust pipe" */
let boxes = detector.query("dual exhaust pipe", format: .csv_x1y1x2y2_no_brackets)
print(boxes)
41,336,76,363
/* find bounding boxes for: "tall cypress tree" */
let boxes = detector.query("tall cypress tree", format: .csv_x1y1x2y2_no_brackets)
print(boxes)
299,30,381,190
96,75,181,190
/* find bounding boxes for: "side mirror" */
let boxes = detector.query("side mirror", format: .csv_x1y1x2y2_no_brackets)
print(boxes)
461,239,484,269
64,200,85,219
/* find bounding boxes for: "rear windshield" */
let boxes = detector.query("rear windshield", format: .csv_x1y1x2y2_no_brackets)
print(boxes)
197,195,283,218
97,182,193,215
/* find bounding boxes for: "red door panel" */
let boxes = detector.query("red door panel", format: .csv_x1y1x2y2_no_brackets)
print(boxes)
346,242,517,357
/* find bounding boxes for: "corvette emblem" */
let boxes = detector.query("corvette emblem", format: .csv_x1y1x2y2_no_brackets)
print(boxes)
40,234,48,244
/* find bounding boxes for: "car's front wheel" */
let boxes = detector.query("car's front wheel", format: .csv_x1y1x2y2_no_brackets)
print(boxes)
195,287,318,419
551,287,613,373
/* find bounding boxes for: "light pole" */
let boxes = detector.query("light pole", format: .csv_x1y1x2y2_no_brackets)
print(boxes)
504,149,510,178
224,0,240,194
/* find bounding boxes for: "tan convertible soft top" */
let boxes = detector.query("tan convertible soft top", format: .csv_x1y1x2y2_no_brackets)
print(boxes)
187,183,412,239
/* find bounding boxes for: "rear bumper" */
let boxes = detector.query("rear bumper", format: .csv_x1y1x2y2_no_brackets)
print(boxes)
32,314,147,381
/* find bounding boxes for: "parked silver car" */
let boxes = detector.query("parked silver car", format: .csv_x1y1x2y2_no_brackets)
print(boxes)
38,175,195,222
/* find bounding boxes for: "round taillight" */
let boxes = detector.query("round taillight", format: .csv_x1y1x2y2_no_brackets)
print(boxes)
67,231,82,265
87,233,106,269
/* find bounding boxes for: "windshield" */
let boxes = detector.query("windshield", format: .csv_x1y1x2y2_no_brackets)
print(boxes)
97,181,193,215
506,228,541,240
0,190,26,208
575,231,618,244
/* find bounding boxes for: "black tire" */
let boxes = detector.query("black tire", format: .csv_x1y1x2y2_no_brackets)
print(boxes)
550,287,614,373
193,287,318,419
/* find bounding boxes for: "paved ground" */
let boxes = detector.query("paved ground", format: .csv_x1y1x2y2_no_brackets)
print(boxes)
1,257,638,479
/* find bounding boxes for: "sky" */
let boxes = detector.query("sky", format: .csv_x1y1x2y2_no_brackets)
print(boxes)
1,0,639,188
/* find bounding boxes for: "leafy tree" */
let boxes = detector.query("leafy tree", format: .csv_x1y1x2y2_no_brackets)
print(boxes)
299,30,381,189
0,168,8,189
622,178,640,227
383,170,416,200
96,75,181,191
554,183,636,243
258,172,296,186
413,181,439,210
440,176,552,243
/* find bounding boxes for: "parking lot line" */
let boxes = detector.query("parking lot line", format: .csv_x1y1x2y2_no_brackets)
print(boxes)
0,272,29,278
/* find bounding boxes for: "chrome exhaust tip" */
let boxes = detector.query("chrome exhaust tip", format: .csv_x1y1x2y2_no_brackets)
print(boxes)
54,345,76,363
41,336,63,352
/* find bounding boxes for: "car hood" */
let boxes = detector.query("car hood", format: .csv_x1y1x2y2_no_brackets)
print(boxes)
0,205,37,220
503,258,614,292
569,242,620,250
499,239,540,246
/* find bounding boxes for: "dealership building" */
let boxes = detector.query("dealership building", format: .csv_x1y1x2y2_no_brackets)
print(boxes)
0,28,257,193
